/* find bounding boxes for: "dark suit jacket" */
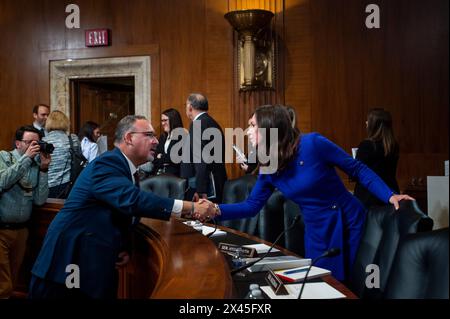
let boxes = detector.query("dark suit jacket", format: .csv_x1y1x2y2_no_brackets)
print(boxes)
180,113,227,203
31,148,174,298
354,139,400,208
152,133,182,176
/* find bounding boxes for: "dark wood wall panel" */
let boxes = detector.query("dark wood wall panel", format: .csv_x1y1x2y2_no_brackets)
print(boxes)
0,0,448,191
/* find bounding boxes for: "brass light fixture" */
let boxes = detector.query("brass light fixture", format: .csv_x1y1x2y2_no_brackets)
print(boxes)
225,9,275,91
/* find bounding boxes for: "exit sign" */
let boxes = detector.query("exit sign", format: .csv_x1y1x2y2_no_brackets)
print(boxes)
85,29,110,47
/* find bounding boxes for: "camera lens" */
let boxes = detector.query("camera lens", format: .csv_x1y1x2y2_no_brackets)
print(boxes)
38,141,54,154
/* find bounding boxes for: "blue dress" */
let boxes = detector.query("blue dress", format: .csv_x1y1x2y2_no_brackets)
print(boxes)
219,133,394,281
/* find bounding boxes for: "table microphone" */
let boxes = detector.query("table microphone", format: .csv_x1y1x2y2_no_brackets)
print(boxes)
297,247,341,299
230,215,301,275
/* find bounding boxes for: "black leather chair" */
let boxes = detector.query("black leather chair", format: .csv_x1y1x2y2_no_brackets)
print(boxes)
283,199,305,257
385,228,448,299
140,174,186,200
258,190,286,244
220,175,258,234
220,175,305,256
351,200,433,299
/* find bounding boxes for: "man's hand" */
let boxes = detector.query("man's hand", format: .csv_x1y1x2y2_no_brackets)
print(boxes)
115,251,130,269
39,152,51,171
192,192,208,202
192,199,220,222
25,141,41,159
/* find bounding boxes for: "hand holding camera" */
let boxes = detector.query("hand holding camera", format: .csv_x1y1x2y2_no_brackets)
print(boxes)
25,141,41,159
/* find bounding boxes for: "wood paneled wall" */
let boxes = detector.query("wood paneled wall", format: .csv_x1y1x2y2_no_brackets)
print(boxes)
0,0,448,191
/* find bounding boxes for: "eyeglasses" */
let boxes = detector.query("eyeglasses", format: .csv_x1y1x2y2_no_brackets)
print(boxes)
130,131,156,139
161,119,169,123
21,140,38,145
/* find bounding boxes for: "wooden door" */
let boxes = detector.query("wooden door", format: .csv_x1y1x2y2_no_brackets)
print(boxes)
71,78,135,151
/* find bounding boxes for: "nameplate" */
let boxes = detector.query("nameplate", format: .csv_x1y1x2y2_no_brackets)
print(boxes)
265,269,289,295
218,243,256,258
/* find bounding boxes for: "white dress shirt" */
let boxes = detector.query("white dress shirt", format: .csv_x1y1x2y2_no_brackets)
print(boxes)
120,151,183,216
81,137,99,163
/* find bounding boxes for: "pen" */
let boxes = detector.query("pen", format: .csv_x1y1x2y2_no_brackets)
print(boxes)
283,268,308,275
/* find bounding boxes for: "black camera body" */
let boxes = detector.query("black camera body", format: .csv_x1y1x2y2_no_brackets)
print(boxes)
38,141,54,154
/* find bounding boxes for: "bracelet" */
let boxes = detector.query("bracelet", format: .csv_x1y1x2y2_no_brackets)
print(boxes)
214,203,221,216
190,201,195,217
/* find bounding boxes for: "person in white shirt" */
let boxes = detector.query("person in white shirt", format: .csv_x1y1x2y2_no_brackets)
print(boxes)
152,108,186,176
78,121,101,163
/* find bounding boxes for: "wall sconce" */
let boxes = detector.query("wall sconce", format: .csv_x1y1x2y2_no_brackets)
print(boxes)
225,9,275,91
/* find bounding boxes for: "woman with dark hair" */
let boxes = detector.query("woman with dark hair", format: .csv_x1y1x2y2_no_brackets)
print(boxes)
354,108,400,209
78,121,101,163
214,105,412,281
152,108,186,176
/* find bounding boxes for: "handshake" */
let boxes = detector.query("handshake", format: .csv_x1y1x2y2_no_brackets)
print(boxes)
189,199,221,222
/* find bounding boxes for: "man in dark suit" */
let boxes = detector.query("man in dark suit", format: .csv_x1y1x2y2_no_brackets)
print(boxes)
32,104,50,138
29,115,217,299
180,93,227,203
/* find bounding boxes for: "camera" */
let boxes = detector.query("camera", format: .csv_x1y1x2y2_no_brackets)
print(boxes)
38,141,54,154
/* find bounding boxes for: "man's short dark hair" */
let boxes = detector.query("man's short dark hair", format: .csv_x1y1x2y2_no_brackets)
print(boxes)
33,104,50,114
15,125,41,141
187,93,208,111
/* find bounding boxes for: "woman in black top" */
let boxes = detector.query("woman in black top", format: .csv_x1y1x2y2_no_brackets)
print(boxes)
354,108,400,208
153,108,186,176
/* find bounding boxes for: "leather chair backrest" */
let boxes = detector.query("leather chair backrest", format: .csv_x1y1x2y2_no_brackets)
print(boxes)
385,228,448,299
351,200,433,298
283,199,305,257
220,175,258,234
140,174,186,200
258,190,286,243
220,175,305,256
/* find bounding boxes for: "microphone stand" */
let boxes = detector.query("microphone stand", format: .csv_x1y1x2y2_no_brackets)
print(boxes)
230,215,301,276
297,248,341,299
205,218,217,238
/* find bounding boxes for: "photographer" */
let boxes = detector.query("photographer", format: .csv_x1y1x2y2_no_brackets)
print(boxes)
0,125,50,298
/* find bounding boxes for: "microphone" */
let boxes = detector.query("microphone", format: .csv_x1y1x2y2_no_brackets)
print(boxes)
297,247,341,299
230,215,301,275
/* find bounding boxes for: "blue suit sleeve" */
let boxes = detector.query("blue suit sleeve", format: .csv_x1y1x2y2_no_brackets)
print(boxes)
91,157,174,220
218,174,274,220
313,134,394,203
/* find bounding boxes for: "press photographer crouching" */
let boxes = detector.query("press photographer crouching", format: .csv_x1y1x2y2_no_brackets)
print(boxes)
0,125,51,298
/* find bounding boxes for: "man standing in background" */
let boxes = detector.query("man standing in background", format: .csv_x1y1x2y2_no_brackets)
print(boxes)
181,93,227,203
32,104,50,138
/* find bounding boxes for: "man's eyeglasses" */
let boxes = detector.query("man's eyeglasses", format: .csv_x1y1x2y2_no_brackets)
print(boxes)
130,131,156,139
21,140,38,145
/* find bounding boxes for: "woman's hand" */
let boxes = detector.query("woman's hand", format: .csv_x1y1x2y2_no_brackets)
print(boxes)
389,194,415,210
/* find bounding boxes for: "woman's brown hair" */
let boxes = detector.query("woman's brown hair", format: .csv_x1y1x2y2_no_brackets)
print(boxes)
255,105,300,172
366,108,399,157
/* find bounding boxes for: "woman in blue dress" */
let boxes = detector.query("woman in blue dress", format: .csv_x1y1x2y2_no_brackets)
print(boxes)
214,105,412,281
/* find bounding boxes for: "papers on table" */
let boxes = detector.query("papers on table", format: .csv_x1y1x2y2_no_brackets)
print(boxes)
242,243,280,254
274,266,331,282
242,256,311,272
183,221,226,238
261,282,346,299
201,225,226,237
